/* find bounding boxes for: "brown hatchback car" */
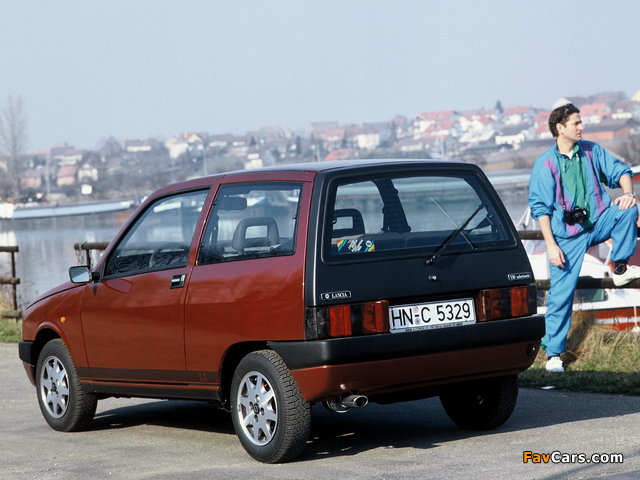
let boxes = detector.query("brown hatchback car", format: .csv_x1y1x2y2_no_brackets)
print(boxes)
20,160,544,463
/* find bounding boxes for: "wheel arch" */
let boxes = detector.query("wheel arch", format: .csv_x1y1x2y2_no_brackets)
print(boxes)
219,341,269,407
32,327,62,365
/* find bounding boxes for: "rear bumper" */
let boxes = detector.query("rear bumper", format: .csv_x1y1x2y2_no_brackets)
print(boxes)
268,315,544,402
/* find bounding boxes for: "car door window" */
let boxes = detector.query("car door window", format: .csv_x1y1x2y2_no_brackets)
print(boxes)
198,182,302,264
105,190,208,276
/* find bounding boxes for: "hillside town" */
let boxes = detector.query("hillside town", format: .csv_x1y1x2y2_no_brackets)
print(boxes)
4,88,640,206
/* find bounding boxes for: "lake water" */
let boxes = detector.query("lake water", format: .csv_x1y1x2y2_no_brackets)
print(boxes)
0,187,529,309
0,210,134,307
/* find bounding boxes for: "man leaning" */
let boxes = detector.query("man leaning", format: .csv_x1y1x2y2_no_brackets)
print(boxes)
528,103,640,372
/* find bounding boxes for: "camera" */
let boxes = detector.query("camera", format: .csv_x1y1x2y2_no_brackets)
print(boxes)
564,206,588,225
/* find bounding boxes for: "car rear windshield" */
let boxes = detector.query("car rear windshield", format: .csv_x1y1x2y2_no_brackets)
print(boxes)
323,172,513,262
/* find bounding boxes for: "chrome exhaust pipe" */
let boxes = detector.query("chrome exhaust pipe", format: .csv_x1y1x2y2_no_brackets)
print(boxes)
341,394,368,409
324,394,368,413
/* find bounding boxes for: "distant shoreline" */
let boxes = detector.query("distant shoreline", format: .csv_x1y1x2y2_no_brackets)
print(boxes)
0,198,141,220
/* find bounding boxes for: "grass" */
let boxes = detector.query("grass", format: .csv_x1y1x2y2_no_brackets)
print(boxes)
0,287,22,343
0,318,21,343
520,309,640,395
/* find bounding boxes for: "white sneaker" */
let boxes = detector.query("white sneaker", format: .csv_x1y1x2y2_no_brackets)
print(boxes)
613,265,640,286
546,356,564,372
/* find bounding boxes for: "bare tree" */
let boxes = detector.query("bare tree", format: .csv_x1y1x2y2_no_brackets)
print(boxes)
0,96,28,198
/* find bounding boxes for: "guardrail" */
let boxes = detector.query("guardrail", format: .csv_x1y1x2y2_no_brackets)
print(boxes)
518,230,640,290
0,246,21,318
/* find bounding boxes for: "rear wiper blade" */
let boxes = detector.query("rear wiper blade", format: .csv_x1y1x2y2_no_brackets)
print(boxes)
426,203,485,266
428,196,476,249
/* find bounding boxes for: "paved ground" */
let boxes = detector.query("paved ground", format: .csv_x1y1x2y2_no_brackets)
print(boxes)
1,341,640,480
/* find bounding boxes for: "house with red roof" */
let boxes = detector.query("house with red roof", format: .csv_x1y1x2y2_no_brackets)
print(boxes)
579,103,610,124
502,106,536,125
458,114,498,133
534,123,553,140
583,118,639,142
421,120,462,138
56,165,78,186
324,149,359,161
533,111,550,128
414,110,458,133
323,128,347,150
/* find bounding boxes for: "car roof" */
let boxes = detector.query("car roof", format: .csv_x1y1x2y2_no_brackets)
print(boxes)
151,158,472,196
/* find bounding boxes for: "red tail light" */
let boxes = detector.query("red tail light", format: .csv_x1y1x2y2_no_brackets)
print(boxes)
511,285,530,317
305,300,390,339
477,285,536,322
362,301,390,334
329,305,351,337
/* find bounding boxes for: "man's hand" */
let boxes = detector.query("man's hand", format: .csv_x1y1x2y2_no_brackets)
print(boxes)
613,193,637,210
615,175,637,210
546,242,566,268
538,215,565,268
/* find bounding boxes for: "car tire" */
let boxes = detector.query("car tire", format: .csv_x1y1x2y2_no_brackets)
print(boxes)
439,374,518,430
230,350,311,463
35,339,97,432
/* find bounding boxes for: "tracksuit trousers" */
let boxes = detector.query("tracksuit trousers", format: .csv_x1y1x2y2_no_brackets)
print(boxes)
543,204,639,356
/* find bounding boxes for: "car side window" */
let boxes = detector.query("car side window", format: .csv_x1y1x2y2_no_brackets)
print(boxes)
105,190,209,276
197,181,302,264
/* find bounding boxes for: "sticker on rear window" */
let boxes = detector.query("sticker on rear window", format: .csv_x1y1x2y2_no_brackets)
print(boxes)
336,238,375,253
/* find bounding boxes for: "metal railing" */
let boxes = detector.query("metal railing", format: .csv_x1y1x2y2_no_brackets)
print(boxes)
0,246,21,317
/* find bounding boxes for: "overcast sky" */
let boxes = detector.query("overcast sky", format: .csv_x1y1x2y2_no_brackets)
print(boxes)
2,1,640,152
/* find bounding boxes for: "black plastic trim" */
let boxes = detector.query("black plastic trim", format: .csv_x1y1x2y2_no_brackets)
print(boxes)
84,383,221,402
269,315,545,370
18,341,33,365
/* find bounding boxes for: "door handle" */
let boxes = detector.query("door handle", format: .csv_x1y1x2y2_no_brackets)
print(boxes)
170,274,186,289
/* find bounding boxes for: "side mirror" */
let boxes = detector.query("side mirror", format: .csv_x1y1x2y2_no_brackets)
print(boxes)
69,266,92,283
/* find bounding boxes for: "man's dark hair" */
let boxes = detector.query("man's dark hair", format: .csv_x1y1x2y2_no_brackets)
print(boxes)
548,103,580,137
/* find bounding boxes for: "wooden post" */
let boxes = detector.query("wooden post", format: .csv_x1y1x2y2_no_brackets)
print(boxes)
10,250,17,311
0,246,19,312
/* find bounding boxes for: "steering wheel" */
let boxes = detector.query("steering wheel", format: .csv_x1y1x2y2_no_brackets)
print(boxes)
149,243,189,268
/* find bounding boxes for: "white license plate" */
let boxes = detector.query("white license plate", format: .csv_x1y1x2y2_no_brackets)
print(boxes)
389,298,476,333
